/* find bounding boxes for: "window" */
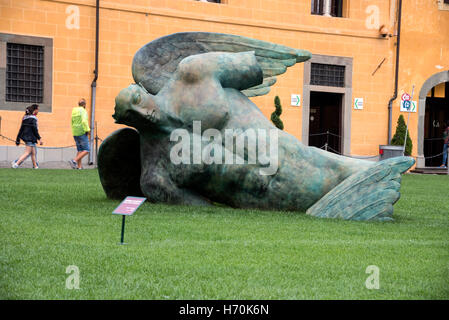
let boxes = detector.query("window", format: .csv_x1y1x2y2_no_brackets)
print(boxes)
311,0,324,15
330,0,343,17
0,33,52,112
311,0,345,17
310,63,345,87
6,43,44,103
439,0,449,11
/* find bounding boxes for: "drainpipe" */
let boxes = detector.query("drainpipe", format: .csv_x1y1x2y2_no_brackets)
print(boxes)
387,0,402,144
89,0,99,165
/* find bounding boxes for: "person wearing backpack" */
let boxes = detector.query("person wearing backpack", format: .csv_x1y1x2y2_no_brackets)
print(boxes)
69,98,90,169
12,104,43,169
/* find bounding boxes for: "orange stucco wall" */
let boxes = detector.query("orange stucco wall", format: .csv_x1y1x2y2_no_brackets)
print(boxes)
0,0,447,159
393,1,449,158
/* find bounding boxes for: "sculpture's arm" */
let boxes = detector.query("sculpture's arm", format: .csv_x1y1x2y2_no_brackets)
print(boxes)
141,167,212,206
176,51,263,91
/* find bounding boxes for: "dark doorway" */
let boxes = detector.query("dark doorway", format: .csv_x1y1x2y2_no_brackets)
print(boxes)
308,91,343,154
424,82,449,167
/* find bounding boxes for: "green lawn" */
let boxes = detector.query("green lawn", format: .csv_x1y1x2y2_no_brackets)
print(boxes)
0,169,448,299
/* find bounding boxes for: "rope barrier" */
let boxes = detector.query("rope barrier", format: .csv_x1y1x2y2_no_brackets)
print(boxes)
1,131,446,162
311,132,445,143
0,133,103,150
309,132,329,137
413,151,445,160
310,131,447,161
326,132,341,138
424,137,444,141
309,131,341,138
318,141,446,161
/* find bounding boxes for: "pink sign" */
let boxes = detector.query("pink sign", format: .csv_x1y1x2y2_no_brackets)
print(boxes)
113,196,146,215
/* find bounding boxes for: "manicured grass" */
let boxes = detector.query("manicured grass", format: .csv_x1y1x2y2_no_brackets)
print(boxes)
0,169,448,299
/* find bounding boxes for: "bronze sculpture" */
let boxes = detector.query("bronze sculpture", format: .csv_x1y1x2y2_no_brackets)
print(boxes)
98,32,414,221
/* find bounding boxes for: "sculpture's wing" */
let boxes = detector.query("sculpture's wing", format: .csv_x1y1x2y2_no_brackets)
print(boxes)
132,32,311,97
306,157,415,221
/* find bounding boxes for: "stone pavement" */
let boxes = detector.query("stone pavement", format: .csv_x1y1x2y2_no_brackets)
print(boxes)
0,160,96,169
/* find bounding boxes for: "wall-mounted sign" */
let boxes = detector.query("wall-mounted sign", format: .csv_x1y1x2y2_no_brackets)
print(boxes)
401,93,411,101
291,94,301,106
354,98,364,110
400,100,417,112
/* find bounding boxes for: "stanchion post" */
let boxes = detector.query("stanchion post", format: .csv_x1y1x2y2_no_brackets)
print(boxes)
95,121,99,167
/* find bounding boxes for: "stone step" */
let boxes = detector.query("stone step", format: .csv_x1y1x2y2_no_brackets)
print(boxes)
410,167,449,175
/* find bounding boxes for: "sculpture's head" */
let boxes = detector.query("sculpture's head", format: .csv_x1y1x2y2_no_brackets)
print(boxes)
112,83,160,129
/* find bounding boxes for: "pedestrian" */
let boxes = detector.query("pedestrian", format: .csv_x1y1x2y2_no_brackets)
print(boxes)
69,98,90,169
441,120,449,169
11,104,43,169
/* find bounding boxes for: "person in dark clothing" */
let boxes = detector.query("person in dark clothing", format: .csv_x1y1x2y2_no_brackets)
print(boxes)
441,120,449,168
12,104,44,169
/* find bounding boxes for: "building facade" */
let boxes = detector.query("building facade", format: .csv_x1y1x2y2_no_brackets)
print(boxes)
0,0,448,168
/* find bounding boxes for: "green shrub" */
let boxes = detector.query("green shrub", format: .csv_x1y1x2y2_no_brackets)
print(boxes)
391,114,412,156
271,96,284,130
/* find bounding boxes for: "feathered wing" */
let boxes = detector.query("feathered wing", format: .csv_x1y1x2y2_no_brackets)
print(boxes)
132,32,311,97
306,157,415,221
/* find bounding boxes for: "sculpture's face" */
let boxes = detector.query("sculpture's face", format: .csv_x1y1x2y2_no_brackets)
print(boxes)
112,84,160,128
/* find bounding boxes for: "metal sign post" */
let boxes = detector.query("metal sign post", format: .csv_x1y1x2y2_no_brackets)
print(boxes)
112,196,146,245
120,215,126,244
402,85,415,156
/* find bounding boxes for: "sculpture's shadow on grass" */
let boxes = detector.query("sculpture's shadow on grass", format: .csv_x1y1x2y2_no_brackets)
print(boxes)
131,200,408,225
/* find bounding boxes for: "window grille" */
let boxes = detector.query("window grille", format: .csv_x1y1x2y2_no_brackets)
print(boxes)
330,0,343,17
6,43,44,103
311,0,324,15
310,63,345,87
311,0,344,17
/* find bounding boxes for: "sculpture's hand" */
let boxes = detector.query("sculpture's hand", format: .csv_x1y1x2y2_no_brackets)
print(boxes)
306,156,415,221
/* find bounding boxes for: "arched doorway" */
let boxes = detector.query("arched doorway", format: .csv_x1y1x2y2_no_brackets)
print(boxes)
417,70,449,168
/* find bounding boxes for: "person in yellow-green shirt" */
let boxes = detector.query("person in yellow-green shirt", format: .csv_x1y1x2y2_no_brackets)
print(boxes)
69,98,90,169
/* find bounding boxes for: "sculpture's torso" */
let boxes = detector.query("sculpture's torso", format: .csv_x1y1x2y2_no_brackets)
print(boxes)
140,84,368,210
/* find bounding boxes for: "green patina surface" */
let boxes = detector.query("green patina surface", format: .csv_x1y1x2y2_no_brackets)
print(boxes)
98,32,414,221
